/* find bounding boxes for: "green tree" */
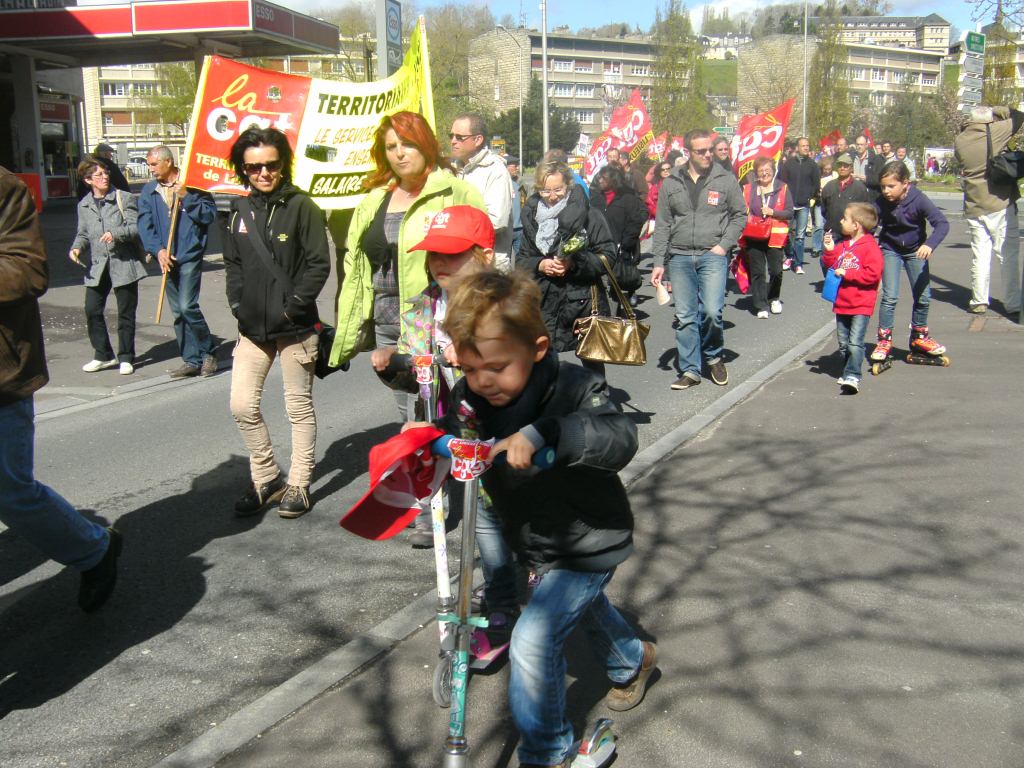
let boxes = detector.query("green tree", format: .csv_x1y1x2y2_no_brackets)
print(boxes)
808,3,852,143
982,22,1020,108
489,77,580,165
132,62,197,134
878,81,951,157
650,0,712,134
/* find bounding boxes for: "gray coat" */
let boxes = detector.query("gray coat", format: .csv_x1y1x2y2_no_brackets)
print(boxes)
651,162,746,265
71,190,148,288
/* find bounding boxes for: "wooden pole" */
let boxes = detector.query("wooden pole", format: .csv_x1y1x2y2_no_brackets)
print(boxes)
154,197,182,324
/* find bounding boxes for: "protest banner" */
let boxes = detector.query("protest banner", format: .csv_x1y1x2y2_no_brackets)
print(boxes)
180,16,433,210
583,89,654,181
729,99,794,181
647,131,668,161
819,128,842,152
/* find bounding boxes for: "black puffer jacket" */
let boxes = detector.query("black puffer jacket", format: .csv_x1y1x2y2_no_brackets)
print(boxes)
590,186,648,256
516,186,617,352
440,352,638,573
223,182,331,343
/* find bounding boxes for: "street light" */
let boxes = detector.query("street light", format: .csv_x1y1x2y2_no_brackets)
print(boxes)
540,0,549,152
802,0,808,137
496,24,523,165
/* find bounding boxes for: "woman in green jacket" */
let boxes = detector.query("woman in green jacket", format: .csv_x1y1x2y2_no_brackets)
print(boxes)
330,111,484,416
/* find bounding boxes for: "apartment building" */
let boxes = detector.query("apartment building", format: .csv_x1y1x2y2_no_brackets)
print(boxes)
468,28,655,135
810,14,950,53
845,42,945,107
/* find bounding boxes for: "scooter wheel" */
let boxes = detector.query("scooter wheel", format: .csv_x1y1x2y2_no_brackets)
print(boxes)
433,657,452,708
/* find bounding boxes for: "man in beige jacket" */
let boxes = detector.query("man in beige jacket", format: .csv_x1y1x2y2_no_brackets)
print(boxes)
954,105,1024,316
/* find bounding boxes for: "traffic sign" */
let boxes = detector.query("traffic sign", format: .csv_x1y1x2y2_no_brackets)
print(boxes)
961,55,984,75
958,88,982,104
963,30,986,54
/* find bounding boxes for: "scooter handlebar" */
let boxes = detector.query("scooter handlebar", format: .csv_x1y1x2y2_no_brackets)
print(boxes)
431,434,555,470
382,352,451,377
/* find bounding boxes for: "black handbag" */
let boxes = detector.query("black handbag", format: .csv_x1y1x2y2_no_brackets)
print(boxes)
985,123,1024,185
612,244,642,292
237,200,347,379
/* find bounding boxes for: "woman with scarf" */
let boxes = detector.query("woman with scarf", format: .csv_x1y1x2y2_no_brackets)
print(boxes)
517,160,617,376
740,156,793,318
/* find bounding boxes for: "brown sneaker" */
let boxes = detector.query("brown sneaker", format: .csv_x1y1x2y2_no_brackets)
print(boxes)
278,485,312,518
234,474,286,517
200,355,218,377
170,363,200,379
604,641,657,711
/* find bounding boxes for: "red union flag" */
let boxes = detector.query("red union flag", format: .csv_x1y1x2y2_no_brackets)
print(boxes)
584,89,654,181
730,99,795,181
819,129,842,151
647,131,669,160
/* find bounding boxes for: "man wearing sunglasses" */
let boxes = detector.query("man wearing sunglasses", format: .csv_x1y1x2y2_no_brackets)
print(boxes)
650,129,746,391
449,113,515,272
137,145,218,378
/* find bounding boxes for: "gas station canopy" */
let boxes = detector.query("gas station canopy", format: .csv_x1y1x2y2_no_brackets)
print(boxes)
0,0,339,69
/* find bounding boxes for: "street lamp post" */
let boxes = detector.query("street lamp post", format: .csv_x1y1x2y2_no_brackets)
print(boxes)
541,0,550,152
802,0,808,136
496,25,523,165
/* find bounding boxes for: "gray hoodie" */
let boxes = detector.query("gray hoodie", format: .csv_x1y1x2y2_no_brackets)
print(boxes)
651,161,746,265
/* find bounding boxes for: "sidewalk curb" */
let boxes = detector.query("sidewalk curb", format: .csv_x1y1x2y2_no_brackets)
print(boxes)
145,319,838,768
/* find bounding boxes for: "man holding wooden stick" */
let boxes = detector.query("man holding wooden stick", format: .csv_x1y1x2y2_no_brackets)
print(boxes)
138,146,218,378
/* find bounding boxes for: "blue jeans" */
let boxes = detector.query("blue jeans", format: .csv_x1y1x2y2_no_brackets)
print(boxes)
785,206,810,267
0,398,109,570
811,205,825,254
878,246,931,330
509,568,643,765
166,257,214,367
476,494,517,611
666,251,728,378
836,314,869,380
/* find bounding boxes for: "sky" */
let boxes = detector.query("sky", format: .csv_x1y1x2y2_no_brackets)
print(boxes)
263,0,979,39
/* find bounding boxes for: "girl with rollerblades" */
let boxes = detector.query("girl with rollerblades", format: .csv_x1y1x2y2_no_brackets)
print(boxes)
871,162,950,366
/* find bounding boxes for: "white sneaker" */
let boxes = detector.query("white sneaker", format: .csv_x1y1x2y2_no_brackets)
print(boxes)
756,310,769,319
794,266,805,275
82,359,117,373
119,362,134,375
840,377,860,394
770,300,783,314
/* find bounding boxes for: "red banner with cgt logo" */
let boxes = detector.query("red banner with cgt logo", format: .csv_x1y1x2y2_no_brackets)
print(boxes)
583,89,654,181
729,99,794,181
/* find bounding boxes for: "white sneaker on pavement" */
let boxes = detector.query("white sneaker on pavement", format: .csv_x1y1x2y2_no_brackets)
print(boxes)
757,310,769,319
119,362,134,375
770,300,783,314
82,359,117,373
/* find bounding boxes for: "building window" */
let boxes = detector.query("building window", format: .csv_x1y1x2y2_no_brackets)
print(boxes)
101,82,131,97
576,110,595,124
850,66,865,79
632,64,649,76
605,62,621,74
906,72,918,84
575,61,593,72
552,83,574,97
577,84,595,98
871,68,885,82
922,74,936,86
103,115,113,127
892,70,904,83
871,92,885,106
553,59,573,71
132,63,155,70
134,82,157,96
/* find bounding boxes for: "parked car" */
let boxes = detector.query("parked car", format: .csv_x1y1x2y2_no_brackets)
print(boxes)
125,156,149,178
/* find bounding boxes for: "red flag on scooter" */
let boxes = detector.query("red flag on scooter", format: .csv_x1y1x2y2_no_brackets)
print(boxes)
340,425,449,540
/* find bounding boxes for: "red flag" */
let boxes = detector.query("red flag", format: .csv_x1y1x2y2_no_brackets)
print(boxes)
730,99,795,181
647,131,669,160
819,129,841,150
863,127,873,145
584,89,654,181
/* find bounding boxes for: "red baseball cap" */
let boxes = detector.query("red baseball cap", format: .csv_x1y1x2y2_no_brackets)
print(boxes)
340,425,449,540
409,205,495,253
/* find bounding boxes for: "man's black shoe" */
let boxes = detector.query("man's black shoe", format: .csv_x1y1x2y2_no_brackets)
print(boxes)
708,359,729,386
235,474,286,516
170,363,200,379
79,528,122,613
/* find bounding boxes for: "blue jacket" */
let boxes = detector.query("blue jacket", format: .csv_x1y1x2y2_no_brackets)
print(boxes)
876,185,949,255
137,180,216,264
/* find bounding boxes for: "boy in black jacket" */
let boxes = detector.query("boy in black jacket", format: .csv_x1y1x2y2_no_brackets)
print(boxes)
432,270,657,768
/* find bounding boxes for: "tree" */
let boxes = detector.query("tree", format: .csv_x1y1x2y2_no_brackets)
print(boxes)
132,62,197,135
489,77,580,165
576,22,635,37
982,21,1021,108
650,0,712,134
878,81,952,157
807,3,852,143
310,0,376,81
969,0,1024,27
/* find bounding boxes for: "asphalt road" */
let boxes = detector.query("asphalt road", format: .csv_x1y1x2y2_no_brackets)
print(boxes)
0,199,971,768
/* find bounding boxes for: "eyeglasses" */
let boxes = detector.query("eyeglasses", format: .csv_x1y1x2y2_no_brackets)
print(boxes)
538,187,566,197
449,133,480,142
660,167,671,173
88,170,110,178
243,160,283,175
691,148,713,155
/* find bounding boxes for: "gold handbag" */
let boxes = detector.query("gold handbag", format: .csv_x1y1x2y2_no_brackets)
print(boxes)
573,254,650,366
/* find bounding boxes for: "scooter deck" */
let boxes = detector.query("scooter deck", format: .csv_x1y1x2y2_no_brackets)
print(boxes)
469,628,509,670
571,718,617,768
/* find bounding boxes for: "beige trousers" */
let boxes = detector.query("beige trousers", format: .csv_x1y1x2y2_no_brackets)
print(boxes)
230,332,318,487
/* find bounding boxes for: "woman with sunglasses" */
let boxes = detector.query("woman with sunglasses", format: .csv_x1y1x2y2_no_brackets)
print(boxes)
329,111,483,418
222,127,330,519
69,157,148,375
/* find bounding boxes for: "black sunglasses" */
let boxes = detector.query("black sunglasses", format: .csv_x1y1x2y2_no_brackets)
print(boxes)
449,133,480,142
243,160,283,175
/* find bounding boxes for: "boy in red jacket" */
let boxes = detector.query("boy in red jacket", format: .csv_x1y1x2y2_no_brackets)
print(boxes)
822,203,883,394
